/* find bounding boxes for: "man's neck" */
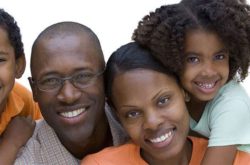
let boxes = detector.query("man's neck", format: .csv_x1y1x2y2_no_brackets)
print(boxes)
61,117,112,159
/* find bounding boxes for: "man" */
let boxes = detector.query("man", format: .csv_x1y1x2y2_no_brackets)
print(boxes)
15,21,126,164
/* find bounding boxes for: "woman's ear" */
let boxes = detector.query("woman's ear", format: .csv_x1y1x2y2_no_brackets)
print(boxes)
15,55,26,78
184,92,190,102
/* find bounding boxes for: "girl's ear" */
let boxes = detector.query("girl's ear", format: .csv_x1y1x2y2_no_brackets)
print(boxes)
15,55,26,78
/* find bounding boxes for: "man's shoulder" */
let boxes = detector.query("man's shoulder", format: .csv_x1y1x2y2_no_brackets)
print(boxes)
15,119,79,165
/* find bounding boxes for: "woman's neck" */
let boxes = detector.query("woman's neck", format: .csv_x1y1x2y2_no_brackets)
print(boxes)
141,139,192,165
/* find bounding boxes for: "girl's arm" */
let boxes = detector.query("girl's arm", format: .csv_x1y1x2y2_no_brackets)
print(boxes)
201,145,237,165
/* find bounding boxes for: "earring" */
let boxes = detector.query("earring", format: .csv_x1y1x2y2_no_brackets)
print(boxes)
185,93,190,102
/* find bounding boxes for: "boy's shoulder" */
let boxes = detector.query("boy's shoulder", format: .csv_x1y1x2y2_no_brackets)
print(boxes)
12,82,31,96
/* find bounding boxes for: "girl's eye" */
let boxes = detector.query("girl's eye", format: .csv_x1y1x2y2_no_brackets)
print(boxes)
0,58,6,62
186,55,199,64
157,96,169,106
214,54,226,60
126,111,140,119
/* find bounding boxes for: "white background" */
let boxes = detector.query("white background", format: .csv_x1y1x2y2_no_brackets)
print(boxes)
1,0,249,95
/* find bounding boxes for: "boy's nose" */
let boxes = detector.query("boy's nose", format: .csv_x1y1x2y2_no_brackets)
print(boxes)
57,80,81,104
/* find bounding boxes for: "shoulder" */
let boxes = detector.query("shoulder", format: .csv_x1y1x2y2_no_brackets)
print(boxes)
13,82,32,96
215,80,250,102
15,120,79,165
208,81,250,115
12,82,34,105
188,136,208,165
82,143,140,164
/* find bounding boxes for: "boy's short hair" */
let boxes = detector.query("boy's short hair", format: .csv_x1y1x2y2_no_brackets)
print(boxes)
0,8,24,59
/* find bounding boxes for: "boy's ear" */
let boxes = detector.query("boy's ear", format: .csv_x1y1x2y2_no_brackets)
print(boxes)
15,55,26,78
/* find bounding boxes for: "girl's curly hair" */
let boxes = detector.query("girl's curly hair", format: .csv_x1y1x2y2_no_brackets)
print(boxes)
133,0,250,81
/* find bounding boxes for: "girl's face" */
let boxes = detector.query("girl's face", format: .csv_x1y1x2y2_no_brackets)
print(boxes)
111,69,189,163
181,29,229,102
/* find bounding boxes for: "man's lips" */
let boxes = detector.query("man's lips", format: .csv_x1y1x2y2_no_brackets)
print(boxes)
59,107,86,118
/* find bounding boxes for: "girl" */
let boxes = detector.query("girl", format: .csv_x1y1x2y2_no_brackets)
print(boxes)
133,0,250,164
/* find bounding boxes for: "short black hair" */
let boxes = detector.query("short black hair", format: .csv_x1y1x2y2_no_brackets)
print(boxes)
0,8,24,59
133,0,250,81
31,21,105,71
105,42,179,106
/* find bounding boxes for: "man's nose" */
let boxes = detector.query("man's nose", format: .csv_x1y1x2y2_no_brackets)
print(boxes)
56,80,81,104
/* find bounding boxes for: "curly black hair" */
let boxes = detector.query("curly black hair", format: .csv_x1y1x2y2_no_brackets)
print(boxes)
133,0,250,81
0,8,24,59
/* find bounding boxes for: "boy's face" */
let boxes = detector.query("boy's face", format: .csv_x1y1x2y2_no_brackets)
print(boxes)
0,27,24,112
30,33,105,153
181,29,229,102
111,69,189,162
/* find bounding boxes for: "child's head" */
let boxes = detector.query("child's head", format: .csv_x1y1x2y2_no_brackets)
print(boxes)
105,42,190,163
133,0,250,102
0,9,25,111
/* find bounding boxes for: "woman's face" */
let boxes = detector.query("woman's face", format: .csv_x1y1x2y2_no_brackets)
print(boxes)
111,69,190,163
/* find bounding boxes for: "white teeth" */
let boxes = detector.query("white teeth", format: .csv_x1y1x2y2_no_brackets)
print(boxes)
60,108,85,118
197,82,215,89
149,131,172,143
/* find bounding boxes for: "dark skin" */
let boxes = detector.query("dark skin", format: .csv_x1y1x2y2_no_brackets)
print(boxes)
29,24,112,159
0,116,35,165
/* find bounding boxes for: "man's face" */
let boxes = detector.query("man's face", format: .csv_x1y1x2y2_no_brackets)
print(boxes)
30,33,105,148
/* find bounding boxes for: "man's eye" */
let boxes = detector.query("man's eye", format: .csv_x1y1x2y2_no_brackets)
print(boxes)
74,73,93,82
40,78,60,86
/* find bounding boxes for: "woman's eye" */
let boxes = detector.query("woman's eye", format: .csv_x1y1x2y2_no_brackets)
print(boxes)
158,96,169,106
126,111,140,118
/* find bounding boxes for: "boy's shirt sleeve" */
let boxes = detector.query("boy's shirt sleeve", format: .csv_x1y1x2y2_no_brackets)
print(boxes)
13,82,42,119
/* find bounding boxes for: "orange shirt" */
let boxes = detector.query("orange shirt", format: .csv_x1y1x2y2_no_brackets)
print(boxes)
0,82,42,134
81,137,208,165
82,136,250,165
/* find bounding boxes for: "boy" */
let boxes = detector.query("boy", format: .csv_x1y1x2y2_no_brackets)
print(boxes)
0,8,41,164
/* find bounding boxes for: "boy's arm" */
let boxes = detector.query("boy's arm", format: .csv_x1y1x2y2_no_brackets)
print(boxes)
201,145,237,165
0,116,35,165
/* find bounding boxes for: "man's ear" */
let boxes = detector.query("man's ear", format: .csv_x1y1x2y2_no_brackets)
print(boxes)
15,55,26,79
28,77,38,102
